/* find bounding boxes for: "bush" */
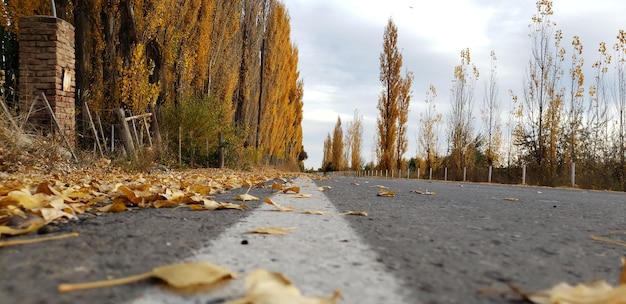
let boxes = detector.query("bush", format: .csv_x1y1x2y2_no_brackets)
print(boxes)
160,96,244,168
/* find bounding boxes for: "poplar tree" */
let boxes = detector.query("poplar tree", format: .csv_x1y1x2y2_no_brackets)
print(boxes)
331,116,344,171
377,17,411,171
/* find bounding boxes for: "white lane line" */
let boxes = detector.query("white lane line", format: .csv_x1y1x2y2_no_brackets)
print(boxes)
133,176,412,303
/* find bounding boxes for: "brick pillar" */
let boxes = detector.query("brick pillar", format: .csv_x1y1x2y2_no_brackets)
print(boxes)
18,16,76,146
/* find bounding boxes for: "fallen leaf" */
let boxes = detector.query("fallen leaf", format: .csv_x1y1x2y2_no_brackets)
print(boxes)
235,193,259,201
377,189,395,197
288,194,312,198
350,182,359,186
263,197,294,212
341,211,368,216
317,186,331,192
58,261,236,293
508,258,626,304
249,227,297,236
0,220,45,237
282,186,300,194
189,201,246,211
590,235,626,248
302,210,326,215
40,207,77,223
0,232,78,247
272,183,284,191
411,190,436,195
503,197,520,201
225,269,341,304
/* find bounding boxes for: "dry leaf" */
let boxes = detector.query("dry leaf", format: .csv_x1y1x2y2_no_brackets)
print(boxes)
510,258,626,304
317,186,331,192
225,269,341,304
249,227,297,236
503,197,520,201
411,190,436,195
282,186,300,194
235,193,259,201
0,232,78,247
341,211,368,216
272,183,284,191
263,197,294,212
190,201,247,211
302,210,326,215
377,189,395,197
288,194,312,198
40,207,77,223
0,221,45,237
58,261,236,293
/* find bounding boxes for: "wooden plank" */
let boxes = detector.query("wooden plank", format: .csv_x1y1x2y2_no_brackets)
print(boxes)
123,113,151,122
114,108,136,156
84,102,103,157
39,92,78,163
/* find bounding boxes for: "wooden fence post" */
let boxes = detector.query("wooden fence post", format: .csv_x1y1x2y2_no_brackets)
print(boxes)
218,132,225,169
114,108,135,156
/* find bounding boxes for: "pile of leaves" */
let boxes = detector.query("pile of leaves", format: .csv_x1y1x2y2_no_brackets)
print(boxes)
0,158,284,238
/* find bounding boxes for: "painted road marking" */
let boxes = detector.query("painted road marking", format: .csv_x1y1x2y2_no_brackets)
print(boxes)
134,176,412,303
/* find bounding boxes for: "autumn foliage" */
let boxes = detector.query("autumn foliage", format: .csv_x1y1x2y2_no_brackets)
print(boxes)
2,0,304,168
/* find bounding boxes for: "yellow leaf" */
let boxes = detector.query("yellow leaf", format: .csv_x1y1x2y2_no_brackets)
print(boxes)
216,202,246,211
4,189,50,210
510,258,626,304
526,281,626,304
40,207,77,223
0,221,45,237
317,186,331,192
377,189,395,197
503,197,519,201
249,227,297,236
188,201,246,211
263,197,294,212
0,232,78,247
98,202,127,213
272,183,284,191
288,194,312,198
190,184,215,195
225,269,340,304
282,186,300,194
235,193,259,201
59,261,236,293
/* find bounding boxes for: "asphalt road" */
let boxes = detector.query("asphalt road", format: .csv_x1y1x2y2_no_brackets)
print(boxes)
315,175,626,303
1,175,626,303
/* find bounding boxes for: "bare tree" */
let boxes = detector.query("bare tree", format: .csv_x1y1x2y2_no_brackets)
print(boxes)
347,109,364,170
519,0,565,183
482,50,502,167
448,48,479,171
419,85,442,171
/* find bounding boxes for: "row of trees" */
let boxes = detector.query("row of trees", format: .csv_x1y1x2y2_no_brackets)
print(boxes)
322,1,626,190
1,0,305,168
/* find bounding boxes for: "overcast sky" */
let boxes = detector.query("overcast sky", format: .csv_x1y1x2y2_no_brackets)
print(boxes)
283,0,626,170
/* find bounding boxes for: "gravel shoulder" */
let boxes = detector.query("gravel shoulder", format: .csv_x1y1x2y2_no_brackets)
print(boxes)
313,175,626,304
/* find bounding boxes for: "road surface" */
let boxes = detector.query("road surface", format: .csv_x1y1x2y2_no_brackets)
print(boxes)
1,175,625,303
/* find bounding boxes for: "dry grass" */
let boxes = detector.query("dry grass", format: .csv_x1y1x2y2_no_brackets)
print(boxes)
0,116,71,173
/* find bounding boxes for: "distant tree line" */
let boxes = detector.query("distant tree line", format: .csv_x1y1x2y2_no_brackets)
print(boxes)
322,1,626,190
